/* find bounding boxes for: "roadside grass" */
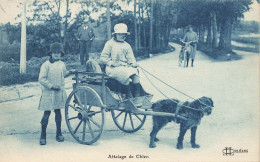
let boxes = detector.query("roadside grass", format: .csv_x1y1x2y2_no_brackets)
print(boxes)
0,63,39,86
232,45,259,53
232,34,259,45
231,33,259,53
198,43,242,61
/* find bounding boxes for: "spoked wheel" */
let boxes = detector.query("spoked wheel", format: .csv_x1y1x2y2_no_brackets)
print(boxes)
111,110,146,133
65,87,105,145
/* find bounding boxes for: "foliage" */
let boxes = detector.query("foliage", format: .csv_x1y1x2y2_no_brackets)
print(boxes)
232,45,259,53
234,20,260,33
198,43,241,61
0,0,256,63
0,62,39,86
232,35,259,45
0,43,20,62
0,55,78,86
175,0,253,51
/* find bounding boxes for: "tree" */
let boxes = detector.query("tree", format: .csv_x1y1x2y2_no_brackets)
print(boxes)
149,0,153,51
217,0,252,51
175,0,252,52
30,0,63,41
211,11,217,48
149,0,177,51
20,1,27,74
137,0,141,48
134,0,138,50
106,0,112,40
63,0,70,49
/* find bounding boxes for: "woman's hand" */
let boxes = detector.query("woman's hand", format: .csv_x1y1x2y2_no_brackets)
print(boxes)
111,62,121,67
131,62,139,68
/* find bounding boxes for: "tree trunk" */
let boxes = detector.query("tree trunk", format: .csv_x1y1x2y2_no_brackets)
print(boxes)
143,24,146,47
134,0,138,50
106,0,111,40
199,25,205,43
219,22,226,49
63,0,69,50
20,1,27,74
212,11,218,48
158,3,162,50
141,0,146,48
206,20,212,47
219,16,232,51
138,0,141,48
56,0,62,42
154,1,161,51
165,22,170,47
149,0,153,51
225,17,232,51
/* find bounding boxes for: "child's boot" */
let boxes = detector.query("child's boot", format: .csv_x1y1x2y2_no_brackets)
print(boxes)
40,111,51,145
40,124,47,145
55,109,64,142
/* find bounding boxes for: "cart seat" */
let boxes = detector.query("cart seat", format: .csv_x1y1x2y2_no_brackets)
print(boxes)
84,60,149,99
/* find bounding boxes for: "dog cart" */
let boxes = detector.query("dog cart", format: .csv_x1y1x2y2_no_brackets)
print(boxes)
65,71,188,145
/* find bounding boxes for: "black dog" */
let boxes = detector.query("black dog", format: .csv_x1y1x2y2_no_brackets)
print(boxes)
149,96,214,149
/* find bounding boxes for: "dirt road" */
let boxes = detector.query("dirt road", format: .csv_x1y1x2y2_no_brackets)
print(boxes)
0,43,259,162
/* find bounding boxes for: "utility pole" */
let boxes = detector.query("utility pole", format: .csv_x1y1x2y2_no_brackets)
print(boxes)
20,0,27,74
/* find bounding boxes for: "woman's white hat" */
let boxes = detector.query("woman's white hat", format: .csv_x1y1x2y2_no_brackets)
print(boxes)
112,23,130,35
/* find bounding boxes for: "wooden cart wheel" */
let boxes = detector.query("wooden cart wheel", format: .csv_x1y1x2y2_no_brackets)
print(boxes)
65,87,105,145
111,110,146,133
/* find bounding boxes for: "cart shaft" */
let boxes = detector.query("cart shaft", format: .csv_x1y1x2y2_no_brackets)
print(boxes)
126,100,188,120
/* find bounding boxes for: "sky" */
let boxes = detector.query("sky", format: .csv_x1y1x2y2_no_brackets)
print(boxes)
0,0,259,25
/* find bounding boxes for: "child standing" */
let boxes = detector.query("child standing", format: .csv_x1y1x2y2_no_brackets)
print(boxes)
38,42,72,145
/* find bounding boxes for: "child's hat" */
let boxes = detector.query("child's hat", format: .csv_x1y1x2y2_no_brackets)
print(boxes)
112,23,130,35
48,42,65,56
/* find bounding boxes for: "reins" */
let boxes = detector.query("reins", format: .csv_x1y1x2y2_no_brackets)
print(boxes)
139,66,212,111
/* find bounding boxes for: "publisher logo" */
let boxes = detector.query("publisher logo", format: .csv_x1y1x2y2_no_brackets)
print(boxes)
222,147,248,156
222,147,234,156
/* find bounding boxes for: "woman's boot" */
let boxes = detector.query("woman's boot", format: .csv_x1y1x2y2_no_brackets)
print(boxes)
40,111,51,145
55,109,64,142
133,83,141,97
123,84,133,99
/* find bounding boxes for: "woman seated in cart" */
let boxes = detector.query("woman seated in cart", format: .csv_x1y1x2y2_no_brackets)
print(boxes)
100,23,140,99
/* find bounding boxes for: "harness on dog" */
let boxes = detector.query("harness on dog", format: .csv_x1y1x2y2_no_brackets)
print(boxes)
140,66,213,110
174,102,184,122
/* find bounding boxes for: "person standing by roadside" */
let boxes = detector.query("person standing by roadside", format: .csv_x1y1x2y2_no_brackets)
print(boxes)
38,42,73,145
183,26,198,67
76,16,95,65
90,15,107,53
